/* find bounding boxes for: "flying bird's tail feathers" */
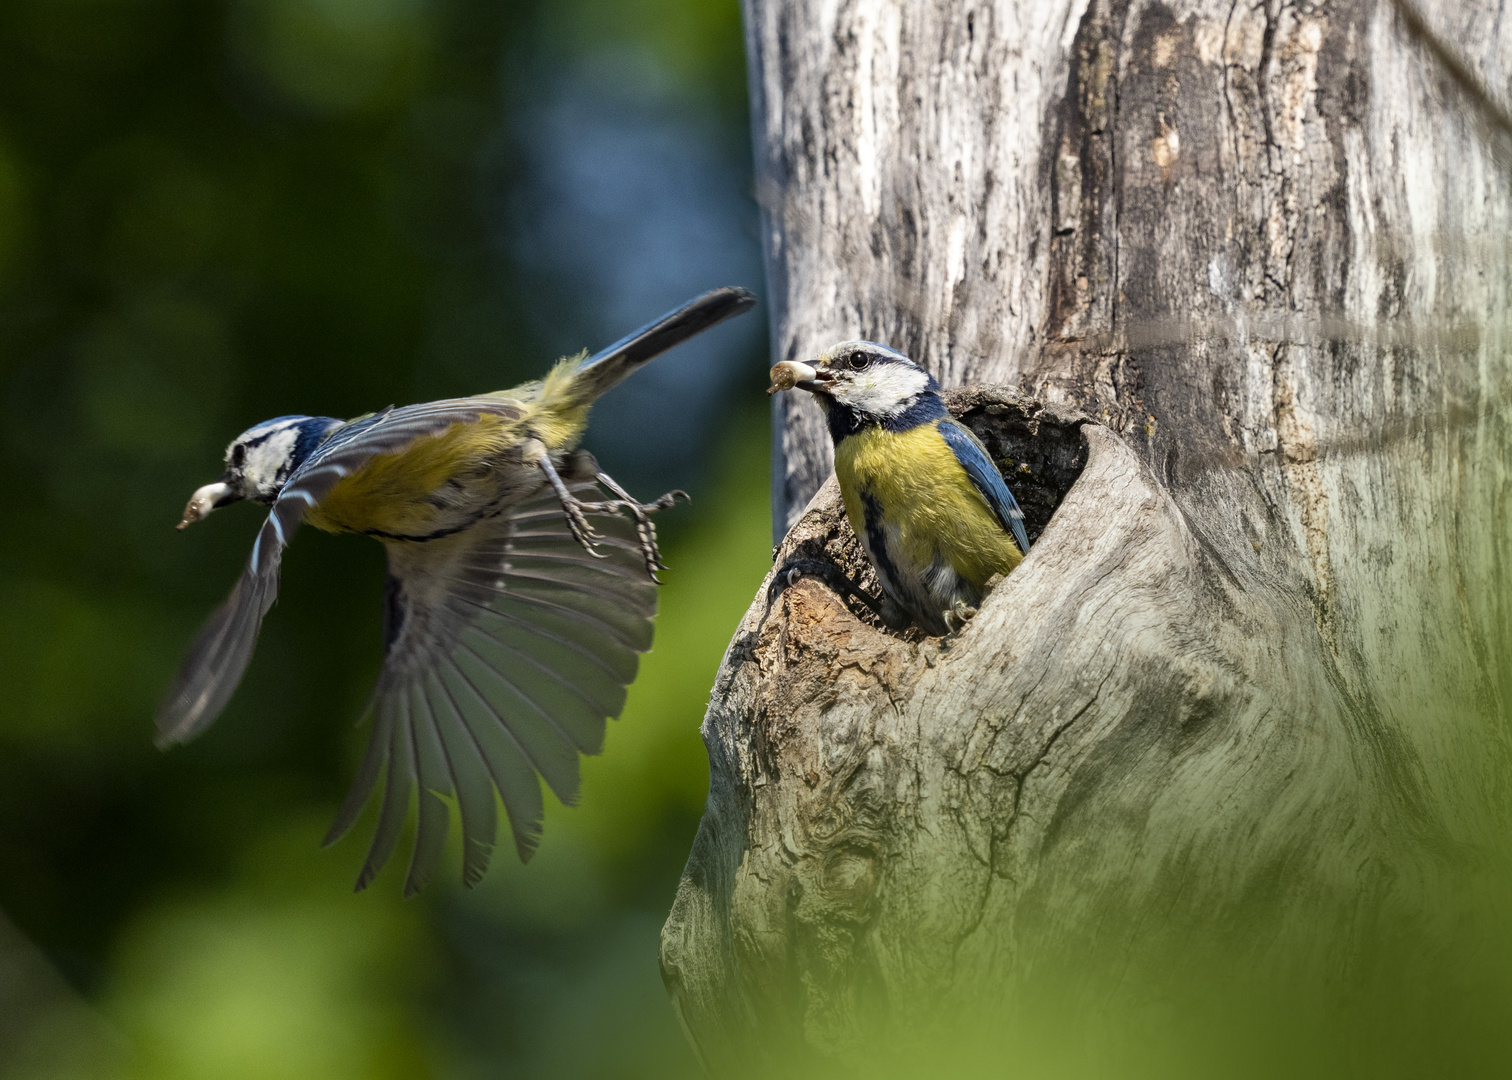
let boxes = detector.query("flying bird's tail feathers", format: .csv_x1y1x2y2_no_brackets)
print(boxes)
564,286,757,407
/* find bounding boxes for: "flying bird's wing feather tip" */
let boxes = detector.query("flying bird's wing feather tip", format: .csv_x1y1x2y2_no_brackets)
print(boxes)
512,824,543,864
155,563,278,747
322,702,391,848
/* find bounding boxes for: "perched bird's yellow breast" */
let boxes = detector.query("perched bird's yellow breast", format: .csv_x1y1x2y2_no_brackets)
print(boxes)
833,423,1021,588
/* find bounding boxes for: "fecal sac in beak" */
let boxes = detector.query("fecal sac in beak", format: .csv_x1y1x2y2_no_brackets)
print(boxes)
768,360,820,395
178,482,232,531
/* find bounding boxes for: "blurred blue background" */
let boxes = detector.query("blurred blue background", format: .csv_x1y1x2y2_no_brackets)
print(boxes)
0,1,770,1076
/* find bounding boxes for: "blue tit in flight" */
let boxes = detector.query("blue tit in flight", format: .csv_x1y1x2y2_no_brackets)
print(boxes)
162,287,756,895
769,341,1030,635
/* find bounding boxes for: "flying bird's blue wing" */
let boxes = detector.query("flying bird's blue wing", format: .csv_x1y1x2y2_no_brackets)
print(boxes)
938,419,1031,556
154,503,296,746
281,397,526,507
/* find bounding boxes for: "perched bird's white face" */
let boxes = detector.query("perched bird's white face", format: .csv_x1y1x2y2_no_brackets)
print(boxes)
769,340,937,423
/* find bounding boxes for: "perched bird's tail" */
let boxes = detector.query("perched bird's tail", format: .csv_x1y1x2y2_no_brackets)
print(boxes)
557,286,757,408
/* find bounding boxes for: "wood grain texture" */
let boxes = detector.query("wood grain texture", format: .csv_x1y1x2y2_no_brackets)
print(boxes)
666,0,1512,1071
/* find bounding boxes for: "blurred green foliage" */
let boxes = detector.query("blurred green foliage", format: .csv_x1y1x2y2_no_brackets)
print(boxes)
0,0,763,1076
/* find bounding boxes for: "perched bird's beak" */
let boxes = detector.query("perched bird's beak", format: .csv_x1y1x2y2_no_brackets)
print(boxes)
178,481,238,530
768,360,831,395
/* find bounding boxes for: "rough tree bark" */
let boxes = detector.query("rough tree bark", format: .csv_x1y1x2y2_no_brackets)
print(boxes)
662,0,1512,1073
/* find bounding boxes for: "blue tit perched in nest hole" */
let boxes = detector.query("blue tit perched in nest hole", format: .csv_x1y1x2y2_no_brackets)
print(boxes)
770,341,1031,636
163,287,755,895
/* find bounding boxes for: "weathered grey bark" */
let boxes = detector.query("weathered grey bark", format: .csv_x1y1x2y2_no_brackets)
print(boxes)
664,0,1512,1073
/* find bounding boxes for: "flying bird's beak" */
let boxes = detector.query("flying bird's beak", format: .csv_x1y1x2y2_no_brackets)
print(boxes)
768,360,830,395
178,481,237,530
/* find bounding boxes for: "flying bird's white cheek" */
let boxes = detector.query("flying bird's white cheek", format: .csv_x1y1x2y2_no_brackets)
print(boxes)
242,427,300,494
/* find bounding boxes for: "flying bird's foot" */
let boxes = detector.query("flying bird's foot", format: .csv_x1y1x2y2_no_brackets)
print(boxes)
536,454,686,580
536,452,611,559
592,472,687,582
561,499,607,556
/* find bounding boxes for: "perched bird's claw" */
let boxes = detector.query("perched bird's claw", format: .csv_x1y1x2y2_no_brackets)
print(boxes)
765,555,889,625
942,600,979,634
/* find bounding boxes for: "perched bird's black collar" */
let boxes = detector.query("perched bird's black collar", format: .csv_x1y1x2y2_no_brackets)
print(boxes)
823,390,950,442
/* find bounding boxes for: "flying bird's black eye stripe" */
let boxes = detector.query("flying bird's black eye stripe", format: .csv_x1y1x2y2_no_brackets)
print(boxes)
231,444,246,467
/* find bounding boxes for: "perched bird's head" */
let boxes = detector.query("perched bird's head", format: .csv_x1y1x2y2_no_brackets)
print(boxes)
178,415,340,529
769,341,941,432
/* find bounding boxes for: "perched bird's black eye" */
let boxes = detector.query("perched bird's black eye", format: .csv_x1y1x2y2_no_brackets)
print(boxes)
848,351,870,371
231,444,245,468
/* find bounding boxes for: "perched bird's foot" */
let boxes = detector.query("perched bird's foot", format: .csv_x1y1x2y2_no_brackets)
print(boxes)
942,599,979,633
766,556,889,625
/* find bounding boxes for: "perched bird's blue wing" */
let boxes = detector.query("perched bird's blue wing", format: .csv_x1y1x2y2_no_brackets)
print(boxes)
938,419,1031,555
322,481,658,896
155,398,527,748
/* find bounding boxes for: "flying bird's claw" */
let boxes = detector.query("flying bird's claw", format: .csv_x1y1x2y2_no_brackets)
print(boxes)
561,501,609,558
537,452,619,560
587,474,685,580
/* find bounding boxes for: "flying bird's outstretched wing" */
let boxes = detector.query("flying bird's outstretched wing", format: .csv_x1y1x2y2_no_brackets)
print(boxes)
938,419,1031,556
155,398,526,747
323,482,657,895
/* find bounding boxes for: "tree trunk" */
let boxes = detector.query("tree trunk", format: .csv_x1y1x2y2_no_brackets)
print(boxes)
663,0,1512,1073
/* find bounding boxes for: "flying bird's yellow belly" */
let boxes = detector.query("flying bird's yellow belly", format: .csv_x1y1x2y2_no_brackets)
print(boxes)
306,413,526,538
833,424,1022,589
